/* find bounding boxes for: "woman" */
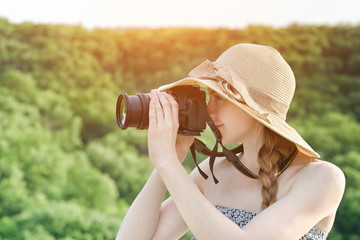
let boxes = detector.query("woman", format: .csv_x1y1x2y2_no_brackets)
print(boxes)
116,43,345,239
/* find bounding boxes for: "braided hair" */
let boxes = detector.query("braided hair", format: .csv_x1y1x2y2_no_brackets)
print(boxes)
257,127,297,210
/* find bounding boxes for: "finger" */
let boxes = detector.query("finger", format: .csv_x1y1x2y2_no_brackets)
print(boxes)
161,92,178,127
165,93,179,124
154,91,164,127
157,91,173,122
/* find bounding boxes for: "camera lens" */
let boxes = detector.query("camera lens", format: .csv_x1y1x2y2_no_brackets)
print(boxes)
119,98,126,126
116,93,150,130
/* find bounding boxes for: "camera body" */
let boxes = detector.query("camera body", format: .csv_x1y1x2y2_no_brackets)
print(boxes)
116,86,209,136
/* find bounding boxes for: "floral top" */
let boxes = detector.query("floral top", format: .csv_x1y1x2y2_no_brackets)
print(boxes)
191,205,328,240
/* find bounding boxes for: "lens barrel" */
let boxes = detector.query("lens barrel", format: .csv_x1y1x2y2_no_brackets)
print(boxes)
116,93,150,130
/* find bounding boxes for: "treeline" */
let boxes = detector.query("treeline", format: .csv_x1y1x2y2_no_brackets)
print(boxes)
0,17,359,239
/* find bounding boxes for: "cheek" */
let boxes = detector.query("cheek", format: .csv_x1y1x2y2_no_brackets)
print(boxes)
221,107,258,144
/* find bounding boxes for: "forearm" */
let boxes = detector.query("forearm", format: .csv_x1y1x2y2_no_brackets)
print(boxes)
156,159,246,240
116,169,167,240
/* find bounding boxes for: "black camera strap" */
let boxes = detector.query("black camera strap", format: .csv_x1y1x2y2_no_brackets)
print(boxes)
189,118,298,184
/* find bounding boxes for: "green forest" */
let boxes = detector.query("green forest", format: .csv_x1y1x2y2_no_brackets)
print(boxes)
0,17,359,239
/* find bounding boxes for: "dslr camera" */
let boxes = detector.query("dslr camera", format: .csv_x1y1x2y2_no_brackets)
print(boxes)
116,86,209,136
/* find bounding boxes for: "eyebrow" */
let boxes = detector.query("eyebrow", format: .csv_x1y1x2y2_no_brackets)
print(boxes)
208,89,226,101
208,89,222,96
207,89,216,95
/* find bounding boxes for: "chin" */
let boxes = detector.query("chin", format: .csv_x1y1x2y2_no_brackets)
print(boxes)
221,139,230,145
221,138,236,146
221,135,242,146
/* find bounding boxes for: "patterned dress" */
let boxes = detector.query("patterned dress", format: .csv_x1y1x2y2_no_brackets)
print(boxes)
191,205,328,240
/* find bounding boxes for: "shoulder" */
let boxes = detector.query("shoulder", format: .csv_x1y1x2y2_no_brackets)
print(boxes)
290,159,346,212
294,160,345,191
273,159,346,232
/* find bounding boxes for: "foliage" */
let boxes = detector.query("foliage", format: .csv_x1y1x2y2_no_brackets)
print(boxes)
0,17,359,238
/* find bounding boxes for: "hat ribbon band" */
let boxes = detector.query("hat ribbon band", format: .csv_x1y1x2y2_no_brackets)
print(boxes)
189,60,289,122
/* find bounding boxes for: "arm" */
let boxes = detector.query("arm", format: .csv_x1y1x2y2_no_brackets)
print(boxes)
151,160,210,239
116,90,194,240
115,169,167,240
116,154,193,240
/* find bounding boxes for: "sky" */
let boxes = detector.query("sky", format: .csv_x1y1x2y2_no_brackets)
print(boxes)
1,0,359,29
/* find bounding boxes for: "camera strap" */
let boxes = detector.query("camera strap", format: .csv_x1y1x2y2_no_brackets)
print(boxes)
189,118,298,184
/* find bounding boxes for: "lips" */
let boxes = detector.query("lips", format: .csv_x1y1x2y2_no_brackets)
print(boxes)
215,124,223,128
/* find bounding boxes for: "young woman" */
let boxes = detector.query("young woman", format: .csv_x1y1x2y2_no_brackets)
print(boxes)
116,43,345,240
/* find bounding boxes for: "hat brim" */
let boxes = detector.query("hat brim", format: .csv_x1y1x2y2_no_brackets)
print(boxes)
159,77,320,159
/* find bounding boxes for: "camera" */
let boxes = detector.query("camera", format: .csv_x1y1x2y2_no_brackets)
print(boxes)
116,86,209,136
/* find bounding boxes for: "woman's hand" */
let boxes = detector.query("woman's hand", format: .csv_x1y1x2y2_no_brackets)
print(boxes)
175,134,194,162
148,89,193,167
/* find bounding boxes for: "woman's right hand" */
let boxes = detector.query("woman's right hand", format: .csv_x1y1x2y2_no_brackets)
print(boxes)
148,89,194,165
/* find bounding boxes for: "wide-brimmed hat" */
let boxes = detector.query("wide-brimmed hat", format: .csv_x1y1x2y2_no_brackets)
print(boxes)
159,43,319,158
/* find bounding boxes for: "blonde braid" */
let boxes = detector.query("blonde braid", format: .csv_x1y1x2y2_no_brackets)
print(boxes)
257,127,297,210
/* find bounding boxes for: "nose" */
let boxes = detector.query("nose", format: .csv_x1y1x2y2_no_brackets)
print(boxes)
207,98,216,119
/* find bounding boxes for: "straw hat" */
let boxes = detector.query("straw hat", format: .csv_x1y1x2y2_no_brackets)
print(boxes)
159,43,319,158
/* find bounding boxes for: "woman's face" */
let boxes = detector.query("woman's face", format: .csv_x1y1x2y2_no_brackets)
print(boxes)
206,89,263,145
